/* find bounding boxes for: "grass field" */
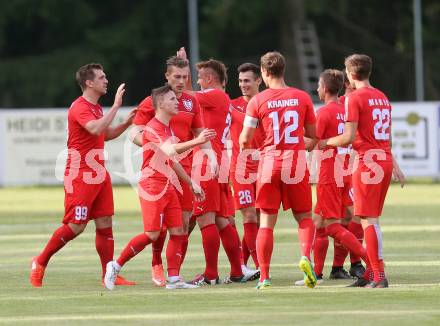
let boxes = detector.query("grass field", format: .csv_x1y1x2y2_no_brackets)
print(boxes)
1,184,440,325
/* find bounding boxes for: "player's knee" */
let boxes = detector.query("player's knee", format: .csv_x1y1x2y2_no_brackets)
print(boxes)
68,223,86,235
146,231,160,242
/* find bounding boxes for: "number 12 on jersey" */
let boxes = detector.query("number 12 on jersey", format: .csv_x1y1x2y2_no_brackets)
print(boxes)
269,110,299,145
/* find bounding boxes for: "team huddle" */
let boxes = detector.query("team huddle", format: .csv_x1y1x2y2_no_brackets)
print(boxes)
29,49,405,290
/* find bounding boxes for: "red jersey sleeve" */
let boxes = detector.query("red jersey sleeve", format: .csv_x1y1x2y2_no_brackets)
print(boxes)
195,90,217,110
191,97,204,129
73,103,98,128
245,96,259,119
304,95,316,124
133,97,155,125
345,94,360,122
243,96,259,128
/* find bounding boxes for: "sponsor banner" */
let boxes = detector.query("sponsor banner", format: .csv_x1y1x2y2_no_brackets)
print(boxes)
0,108,141,186
0,102,438,186
391,102,440,177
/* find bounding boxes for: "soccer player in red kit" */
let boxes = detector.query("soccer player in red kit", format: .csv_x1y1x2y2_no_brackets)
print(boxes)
240,52,317,289
230,63,264,272
131,56,208,287
30,63,136,287
308,69,371,284
187,58,257,285
320,54,405,288
331,70,366,279
104,84,216,290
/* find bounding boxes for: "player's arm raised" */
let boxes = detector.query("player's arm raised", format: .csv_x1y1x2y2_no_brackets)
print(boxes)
84,83,125,136
104,108,137,141
160,128,216,156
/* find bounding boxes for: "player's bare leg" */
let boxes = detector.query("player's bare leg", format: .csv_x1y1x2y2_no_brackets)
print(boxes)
30,222,85,287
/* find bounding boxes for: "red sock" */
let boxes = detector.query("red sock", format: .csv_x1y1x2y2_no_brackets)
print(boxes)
200,224,220,280
333,223,349,267
166,234,185,277
348,221,364,264
313,227,328,276
95,227,114,277
151,229,167,266
364,225,383,282
326,223,369,269
243,222,259,268
180,235,189,267
298,218,315,259
242,236,251,266
219,224,243,277
231,224,245,266
37,224,76,266
256,227,274,281
117,233,152,267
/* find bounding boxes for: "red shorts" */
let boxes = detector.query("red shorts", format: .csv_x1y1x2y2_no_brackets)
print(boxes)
139,183,182,232
314,182,352,219
193,179,231,217
256,169,312,214
63,172,114,224
352,159,392,217
175,180,193,212
231,176,257,210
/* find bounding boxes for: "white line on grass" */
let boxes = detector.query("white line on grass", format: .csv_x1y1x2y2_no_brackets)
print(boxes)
1,310,440,323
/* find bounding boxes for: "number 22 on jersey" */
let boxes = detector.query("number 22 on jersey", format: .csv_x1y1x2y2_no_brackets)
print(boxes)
372,108,390,140
269,110,299,145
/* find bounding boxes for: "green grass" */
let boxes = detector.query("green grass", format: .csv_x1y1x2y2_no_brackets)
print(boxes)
1,184,440,325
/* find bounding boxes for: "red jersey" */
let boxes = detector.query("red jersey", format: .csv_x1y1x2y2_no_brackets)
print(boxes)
194,88,231,163
141,117,175,186
66,96,105,172
133,92,203,169
230,96,264,173
345,87,392,160
245,87,316,169
316,101,350,184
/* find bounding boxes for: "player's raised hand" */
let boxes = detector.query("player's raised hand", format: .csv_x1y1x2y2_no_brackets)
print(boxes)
124,108,137,125
176,47,188,61
195,128,216,145
113,83,126,109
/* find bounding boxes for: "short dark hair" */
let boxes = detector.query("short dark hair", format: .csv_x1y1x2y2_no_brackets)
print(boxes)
237,63,260,78
260,51,285,77
151,84,173,109
75,63,104,91
320,69,344,95
166,56,189,72
196,59,228,85
344,54,372,80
